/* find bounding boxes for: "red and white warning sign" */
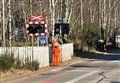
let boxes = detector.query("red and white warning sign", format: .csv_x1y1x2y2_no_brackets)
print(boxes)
26,14,48,36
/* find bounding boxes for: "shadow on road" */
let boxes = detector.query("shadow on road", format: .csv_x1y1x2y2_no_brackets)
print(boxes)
111,81,120,83
74,48,120,61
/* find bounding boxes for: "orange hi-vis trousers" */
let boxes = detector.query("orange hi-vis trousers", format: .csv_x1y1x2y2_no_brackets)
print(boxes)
52,47,60,66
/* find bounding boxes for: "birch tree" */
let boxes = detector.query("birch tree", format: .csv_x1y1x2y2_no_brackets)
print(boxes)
0,1,1,23
64,0,73,23
0,0,119,47
49,0,58,39
8,0,12,47
2,0,6,47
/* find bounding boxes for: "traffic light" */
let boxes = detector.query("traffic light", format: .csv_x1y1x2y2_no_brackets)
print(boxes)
61,23,69,34
54,23,69,35
54,23,60,34
27,24,45,34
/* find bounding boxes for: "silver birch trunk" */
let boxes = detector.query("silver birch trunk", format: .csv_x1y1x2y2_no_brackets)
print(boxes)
0,1,2,41
103,0,107,31
8,0,12,47
52,0,55,39
89,0,94,23
2,0,5,47
0,1,1,23
30,0,32,14
22,1,27,42
98,0,102,39
49,0,57,39
39,1,42,13
68,0,73,23
114,2,117,29
65,0,73,23
65,0,69,22
49,0,52,29
80,0,84,51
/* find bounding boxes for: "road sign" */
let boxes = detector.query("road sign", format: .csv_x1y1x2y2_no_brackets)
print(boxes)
39,35,46,41
26,20,47,36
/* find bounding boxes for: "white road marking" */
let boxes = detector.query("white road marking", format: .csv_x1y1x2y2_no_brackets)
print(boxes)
65,70,99,83
66,70,85,72
51,68,63,71
50,61,84,72
102,53,120,55
66,68,99,72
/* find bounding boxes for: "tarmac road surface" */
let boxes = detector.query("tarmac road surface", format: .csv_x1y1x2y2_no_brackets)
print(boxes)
3,49,120,83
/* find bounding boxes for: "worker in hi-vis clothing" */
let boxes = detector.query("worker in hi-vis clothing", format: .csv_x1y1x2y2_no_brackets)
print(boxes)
52,38,61,66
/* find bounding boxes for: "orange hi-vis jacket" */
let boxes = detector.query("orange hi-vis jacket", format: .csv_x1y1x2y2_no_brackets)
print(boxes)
52,39,61,66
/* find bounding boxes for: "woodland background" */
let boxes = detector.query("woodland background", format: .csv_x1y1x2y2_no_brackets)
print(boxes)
0,0,120,49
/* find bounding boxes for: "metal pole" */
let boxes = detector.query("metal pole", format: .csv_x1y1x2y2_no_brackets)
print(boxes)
45,14,48,45
31,36,34,70
37,36,39,46
60,23,63,44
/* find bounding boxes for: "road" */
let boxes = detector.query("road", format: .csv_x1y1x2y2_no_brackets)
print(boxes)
3,49,120,83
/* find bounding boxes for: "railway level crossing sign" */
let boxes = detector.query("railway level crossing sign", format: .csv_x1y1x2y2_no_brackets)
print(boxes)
26,21,47,36
25,14,48,45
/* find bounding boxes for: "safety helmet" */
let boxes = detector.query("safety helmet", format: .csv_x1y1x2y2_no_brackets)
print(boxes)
55,43,58,46
52,37,57,42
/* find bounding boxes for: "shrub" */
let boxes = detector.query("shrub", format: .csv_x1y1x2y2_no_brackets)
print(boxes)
14,59,24,69
31,61,39,70
24,57,39,71
0,52,15,71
